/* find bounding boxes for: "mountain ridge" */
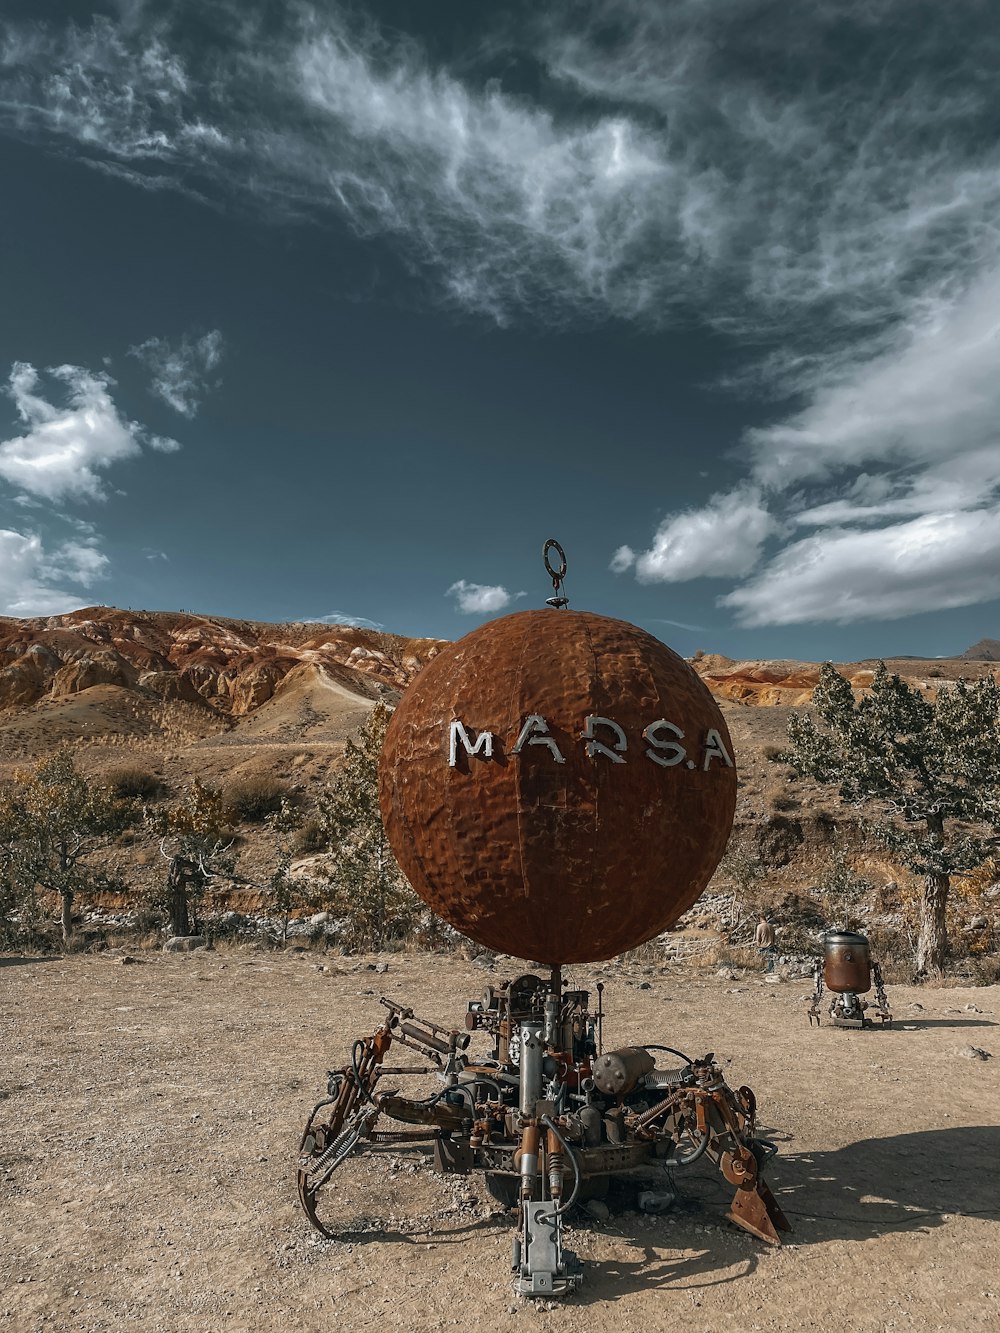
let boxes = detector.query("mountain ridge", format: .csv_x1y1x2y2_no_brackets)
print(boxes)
0,605,445,717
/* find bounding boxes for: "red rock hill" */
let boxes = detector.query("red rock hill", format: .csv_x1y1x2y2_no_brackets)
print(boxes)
0,607,444,717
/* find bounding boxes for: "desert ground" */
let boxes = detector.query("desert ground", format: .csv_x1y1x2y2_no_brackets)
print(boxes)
3,948,999,1333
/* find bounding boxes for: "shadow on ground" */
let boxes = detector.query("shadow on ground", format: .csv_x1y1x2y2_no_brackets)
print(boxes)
771,1125,1000,1241
566,1125,1000,1303
0,954,63,968
904,1017,997,1029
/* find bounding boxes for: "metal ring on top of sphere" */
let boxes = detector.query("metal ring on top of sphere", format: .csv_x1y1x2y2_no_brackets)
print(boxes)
543,539,567,582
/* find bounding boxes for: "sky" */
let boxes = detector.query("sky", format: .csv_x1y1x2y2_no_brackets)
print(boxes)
1,0,999,661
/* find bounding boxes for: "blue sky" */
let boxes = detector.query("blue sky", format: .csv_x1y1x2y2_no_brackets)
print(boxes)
1,0,999,660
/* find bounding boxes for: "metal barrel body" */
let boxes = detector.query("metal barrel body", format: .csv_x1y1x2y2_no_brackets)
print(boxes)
592,1046,656,1096
823,930,872,994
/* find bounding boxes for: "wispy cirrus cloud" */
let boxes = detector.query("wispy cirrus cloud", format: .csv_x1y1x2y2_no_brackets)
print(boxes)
129,329,224,417
4,3,1000,625
8,3,994,339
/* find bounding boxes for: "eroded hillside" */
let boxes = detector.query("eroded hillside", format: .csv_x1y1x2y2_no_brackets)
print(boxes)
2,609,998,969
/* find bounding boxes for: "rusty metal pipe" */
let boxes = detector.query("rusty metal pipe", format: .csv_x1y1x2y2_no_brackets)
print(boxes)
519,1123,540,1201
546,1127,564,1202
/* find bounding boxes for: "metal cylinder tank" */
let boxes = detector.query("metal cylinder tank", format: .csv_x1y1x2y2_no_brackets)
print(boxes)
823,930,872,994
378,609,737,964
592,1047,656,1097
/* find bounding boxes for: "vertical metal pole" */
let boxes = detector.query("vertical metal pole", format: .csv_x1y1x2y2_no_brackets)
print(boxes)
544,965,561,1047
519,1021,544,1116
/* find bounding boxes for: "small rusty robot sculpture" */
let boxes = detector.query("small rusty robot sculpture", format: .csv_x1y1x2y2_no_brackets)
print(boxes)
807,930,892,1029
297,542,789,1297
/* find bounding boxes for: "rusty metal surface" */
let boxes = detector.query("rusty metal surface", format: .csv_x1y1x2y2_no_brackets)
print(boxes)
823,930,872,994
378,609,737,963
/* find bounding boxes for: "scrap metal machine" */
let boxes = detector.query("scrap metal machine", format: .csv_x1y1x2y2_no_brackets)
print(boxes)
297,542,789,1297
807,929,892,1028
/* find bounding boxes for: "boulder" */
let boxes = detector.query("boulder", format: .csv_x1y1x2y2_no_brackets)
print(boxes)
163,935,208,953
957,1045,991,1061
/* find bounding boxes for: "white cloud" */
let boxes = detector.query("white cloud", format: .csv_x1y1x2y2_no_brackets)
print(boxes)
0,358,184,615
447,580,513,614
7,5,1000,626
129,329,224,417
619,254,1000,622
0,362,179,502
631,488,777,583
0,528,109,616
297,612,384,630
609,545,635,574
747,270,1000,499
653,617,707,633
722,506,1000,628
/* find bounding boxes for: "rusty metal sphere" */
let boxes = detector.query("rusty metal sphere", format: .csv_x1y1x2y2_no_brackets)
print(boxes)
378,609,736,964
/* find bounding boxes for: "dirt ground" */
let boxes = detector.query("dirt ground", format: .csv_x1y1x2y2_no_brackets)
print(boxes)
2,950,999,1333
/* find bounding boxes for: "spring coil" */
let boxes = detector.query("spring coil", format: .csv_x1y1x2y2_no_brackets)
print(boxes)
642,1069,686,1090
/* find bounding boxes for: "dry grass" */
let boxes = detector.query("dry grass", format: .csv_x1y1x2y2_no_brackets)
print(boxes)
101,763,164,800
221,774,291,823
766,784,800,813
292,817,326,854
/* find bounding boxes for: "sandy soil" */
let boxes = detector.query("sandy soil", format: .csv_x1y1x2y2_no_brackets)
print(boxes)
3,951,999,1333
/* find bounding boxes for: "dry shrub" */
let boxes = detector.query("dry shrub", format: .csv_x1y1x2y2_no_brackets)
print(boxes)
293,817,326,855
619,938,669,966
761,744,785,762
873,879,903,912
102,764,163,800
865,922,915,979
968,953,1000,985
409,912,464,953
222,775,290,823
711,941,761,971
765,783,799,814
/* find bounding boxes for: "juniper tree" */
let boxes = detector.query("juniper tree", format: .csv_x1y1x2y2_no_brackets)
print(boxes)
815,848,874,932
261,799,312,944
150,779,235,937
316,702,419,951
719,832,768,937
784,662,1000,975
0,751,134,944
